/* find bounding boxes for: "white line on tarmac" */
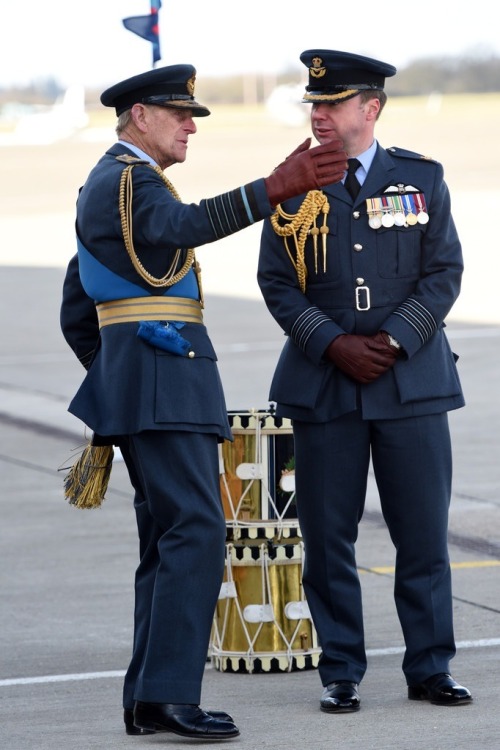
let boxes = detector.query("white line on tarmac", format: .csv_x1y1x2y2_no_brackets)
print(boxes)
0,670,125,687
2,638,500,688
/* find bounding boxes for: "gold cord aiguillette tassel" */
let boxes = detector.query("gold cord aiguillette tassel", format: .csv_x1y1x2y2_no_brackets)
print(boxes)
320,203,330,272
63,443,114,509
310,224,319,273
270,190,330,293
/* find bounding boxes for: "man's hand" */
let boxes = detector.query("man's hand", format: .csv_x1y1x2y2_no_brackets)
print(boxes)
273,137,312,166
368,331,402,357
264,138,348,207
326,334,397,384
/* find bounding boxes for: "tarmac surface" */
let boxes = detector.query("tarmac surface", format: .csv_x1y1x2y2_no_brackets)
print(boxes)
1,105,500,748
1,265,500,750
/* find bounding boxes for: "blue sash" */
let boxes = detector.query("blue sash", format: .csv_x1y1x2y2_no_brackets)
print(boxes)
76,236,199,301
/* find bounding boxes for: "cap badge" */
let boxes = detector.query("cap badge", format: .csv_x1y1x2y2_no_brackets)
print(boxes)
187,74,196,96
310,57,326,78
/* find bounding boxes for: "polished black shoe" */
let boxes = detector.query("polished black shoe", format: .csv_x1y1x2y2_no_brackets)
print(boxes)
408,673,472,705
124,708,155,735
320,681,360,713
133,702,240,739
124,706,235,735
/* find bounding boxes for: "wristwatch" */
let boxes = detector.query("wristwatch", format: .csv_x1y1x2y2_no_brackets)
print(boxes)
387,334,401,350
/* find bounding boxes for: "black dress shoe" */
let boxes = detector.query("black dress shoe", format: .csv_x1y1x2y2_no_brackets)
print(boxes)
124,708,155,735
133,702,240,739
320,681,360,713
408,673,472,705
124,706,235,735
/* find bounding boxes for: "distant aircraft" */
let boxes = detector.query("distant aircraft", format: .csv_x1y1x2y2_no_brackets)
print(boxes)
0,84,89,146
265,83,309,127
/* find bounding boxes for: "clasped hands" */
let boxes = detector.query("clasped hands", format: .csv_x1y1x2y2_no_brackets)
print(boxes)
326,332,400,384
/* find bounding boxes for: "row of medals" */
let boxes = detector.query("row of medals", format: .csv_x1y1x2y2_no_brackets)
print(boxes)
366,193,429,229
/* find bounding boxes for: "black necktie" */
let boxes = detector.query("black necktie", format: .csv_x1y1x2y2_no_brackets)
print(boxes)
345,158,361,200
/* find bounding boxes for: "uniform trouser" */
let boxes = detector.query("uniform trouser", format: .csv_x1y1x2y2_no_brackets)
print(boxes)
117,430,226,707
293,411,456,687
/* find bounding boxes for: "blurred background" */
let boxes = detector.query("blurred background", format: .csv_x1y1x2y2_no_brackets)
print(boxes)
1,11,499,747
1,0,499,325
1,0,499,415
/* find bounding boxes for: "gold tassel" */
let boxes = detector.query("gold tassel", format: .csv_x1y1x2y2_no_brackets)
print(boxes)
63,443,114,509
270,190,330,293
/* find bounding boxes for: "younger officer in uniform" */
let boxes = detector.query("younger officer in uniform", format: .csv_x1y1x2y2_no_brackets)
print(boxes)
257,50,472,713
60,64,347,740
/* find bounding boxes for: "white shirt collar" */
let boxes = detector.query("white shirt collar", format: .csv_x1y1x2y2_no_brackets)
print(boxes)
117,140,158,167
348,140,378,185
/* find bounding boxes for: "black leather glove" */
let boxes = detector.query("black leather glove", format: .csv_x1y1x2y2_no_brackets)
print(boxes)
264,137,348,207
326,334,397,384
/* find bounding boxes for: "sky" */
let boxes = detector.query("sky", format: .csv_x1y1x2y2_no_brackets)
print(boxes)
1,1,499,90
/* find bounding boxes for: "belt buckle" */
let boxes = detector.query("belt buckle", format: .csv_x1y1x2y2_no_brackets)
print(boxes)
355,286,371,311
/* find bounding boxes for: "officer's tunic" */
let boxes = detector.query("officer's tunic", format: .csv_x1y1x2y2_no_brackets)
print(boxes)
61,143,274,707
257,143,465,685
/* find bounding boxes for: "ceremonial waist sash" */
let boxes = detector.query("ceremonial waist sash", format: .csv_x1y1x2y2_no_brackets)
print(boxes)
96,296,203,328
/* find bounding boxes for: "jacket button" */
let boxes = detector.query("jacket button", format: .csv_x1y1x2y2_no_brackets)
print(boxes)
353,243,363,252
356,277,365,285
353,211,360,219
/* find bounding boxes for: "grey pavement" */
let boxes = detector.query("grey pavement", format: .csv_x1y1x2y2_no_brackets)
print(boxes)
1,265,500,750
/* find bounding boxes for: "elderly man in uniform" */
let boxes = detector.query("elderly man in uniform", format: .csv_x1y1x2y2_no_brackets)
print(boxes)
60,64,347,740
257,50,472,713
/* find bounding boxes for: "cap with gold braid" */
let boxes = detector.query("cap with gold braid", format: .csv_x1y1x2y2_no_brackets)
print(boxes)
100,63,210,117
300,49,396,105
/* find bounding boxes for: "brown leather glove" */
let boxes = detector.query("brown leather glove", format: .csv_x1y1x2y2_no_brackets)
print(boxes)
326,334,397,384
369,331,403,358
264,137,348,207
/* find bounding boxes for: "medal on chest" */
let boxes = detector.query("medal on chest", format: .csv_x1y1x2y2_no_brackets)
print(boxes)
366,185,430,229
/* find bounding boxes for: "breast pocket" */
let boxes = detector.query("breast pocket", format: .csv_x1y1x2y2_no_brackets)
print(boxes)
376,224,423,279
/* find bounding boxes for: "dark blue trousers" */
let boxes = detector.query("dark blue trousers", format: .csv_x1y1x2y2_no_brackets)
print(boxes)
118,430,226,707
293,411,456,687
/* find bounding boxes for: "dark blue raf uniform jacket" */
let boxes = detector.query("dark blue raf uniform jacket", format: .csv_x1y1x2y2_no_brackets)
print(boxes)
258,144,465,421
61,143,273,439
60,142,282,707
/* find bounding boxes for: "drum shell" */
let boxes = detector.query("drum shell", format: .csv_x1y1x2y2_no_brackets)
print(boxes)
211,537,320,674
219,411,296,529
